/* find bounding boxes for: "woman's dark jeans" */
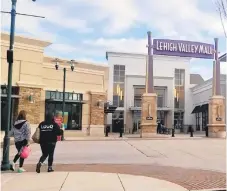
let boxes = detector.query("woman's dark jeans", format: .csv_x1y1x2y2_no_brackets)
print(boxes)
13,139,28,167
38,142,56,167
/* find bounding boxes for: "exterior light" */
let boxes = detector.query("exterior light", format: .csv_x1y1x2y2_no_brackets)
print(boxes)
69,60,75,71
120,90,123,100
54,58,59,70
28,93,34,103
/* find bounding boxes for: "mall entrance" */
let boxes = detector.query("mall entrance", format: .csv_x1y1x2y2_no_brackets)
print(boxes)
131,110,168,134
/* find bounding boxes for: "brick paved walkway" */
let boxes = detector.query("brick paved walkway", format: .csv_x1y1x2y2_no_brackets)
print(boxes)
23,164,226,190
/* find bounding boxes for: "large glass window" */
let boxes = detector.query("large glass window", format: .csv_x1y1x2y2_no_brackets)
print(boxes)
113,65,125,107
133,86,166,107
174,69,185,109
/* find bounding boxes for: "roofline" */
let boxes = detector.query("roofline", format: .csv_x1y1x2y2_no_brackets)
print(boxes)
44,55,109,68
106,51,192,61
1,32,52,48
219,53,226,62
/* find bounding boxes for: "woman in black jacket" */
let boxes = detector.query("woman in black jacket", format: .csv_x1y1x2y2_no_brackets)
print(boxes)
36,112,61,173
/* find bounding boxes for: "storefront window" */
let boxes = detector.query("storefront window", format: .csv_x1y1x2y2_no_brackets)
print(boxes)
113,65,125,107
174,69,185,109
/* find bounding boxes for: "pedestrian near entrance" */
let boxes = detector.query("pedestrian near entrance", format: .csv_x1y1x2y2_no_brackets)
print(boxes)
54,111,65,141
36,113,61,173
10,110,31,173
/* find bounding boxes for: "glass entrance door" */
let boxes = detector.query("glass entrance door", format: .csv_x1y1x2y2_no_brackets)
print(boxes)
45,101,82,130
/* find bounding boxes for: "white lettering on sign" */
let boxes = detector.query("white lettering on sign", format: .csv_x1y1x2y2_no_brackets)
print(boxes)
155,40,213,55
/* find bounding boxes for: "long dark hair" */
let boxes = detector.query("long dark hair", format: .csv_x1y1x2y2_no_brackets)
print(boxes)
17,110,27,120
45,112,54,123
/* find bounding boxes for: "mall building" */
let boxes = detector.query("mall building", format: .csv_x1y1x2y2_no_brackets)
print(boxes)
106,51,226,134
1,33,108,136
1,33,226,136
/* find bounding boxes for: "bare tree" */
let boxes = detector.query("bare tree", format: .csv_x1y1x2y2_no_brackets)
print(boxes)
214,0,227,37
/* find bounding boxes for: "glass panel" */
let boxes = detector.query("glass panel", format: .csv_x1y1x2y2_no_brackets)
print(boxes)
73,93,79,100
68,93,73,100
157,96,163,107
120,70,125,76
114,65,120,70
134,99,141,107
45,91,51,99
134,88,145,96
65,93,69,100
59,92,63,99
114,70,119,75
50,92,56,99
114,75,119,82
113,95,118,106
120,65,125,70
119,99,124,107
120,76,125,82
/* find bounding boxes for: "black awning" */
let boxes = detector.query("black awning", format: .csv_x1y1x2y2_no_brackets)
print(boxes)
45,99,85,104
200,103,208,112
191,105,201,114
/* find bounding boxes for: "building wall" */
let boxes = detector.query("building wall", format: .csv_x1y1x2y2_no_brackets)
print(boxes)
191,75,226,127
1,33,109,133
107,52,192,128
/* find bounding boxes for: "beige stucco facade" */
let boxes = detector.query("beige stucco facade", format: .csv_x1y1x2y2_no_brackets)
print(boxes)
1,33,108,136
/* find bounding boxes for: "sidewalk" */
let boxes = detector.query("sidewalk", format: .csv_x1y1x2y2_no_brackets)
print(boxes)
1,171,188,191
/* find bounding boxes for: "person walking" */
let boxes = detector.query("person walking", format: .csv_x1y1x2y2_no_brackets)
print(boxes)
10,110,31,173
36,112,61,173
54,111,65,141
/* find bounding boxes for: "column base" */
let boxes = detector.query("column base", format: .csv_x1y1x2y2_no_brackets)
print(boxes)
141,123,157,137
208,124,226,138
90,125,105,136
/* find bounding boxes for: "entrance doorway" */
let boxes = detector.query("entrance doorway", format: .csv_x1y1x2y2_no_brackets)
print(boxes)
112,111,124,133
45,101,82,130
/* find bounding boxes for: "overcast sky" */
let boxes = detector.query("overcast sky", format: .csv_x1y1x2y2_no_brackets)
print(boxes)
1,0,227,80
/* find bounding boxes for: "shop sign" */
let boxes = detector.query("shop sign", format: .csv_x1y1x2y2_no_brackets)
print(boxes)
146,116,153,120
153,39,214,59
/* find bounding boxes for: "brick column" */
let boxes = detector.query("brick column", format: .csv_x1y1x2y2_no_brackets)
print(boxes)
18,87,42,124
89,92,106,136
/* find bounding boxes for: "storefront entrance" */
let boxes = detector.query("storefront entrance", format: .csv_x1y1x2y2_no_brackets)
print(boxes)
45,91,83,130
112,111,124,133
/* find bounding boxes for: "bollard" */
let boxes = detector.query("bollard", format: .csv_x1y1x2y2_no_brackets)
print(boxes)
105,125,110,137
119,127,123,138
189,125,194,137
172,128,175,137
205,126,208,137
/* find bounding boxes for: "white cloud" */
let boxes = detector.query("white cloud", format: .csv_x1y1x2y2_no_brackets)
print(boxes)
84,37,147,53
1,0,92,41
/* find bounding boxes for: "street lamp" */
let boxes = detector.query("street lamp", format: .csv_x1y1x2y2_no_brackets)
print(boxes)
1,0,37,171
53,58,75,121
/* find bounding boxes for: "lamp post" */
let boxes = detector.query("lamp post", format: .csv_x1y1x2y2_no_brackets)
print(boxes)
1,0,37,171
54,58,75,121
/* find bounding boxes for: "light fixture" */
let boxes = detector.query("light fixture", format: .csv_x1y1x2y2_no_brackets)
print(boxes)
28,93,34,103
120,90,123,101
68,59,75,71
54,58,59,70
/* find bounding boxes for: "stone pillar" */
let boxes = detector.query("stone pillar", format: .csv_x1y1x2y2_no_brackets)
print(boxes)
212,61,216,96
208,95,226,138
18,86,42,124
89,92,106,136
140,93,157,137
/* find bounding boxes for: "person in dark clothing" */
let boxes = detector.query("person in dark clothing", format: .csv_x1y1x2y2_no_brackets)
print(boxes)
10,110,31,173
157,122,161,134
36,112,61,173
